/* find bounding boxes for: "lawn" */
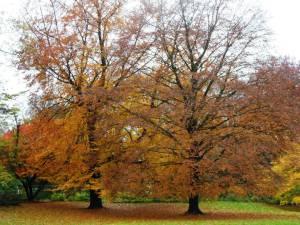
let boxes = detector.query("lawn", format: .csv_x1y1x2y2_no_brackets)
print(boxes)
0,201,299,225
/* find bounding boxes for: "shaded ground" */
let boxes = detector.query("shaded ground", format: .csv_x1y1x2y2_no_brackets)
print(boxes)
0,201,299,225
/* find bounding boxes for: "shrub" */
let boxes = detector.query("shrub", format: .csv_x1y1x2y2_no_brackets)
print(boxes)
280,200,289,206
113,193,181,203
292,196,300,205
0,166,22,205
218,193,277,204
67,192,89,201
219,193,248,202
49,191,89,202
50,192,66,201
35,189,53,200
277,185,300,205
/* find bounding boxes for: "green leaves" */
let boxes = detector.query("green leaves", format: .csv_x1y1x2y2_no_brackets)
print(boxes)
0,165,17,191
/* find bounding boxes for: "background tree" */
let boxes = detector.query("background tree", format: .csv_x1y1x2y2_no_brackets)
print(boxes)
263,58,300,205
0,120,50,201
0,92,47,202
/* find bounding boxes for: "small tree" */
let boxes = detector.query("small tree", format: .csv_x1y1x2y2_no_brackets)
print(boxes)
0,93,47,202
1,121,49,201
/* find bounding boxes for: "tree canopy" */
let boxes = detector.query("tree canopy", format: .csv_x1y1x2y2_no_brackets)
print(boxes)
4,0,299,214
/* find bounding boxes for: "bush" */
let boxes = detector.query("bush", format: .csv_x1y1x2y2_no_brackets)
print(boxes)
49,191,89,201
0,167,17,191
277,185,300,205
113,193,180,203
67,192,89,201
292,196,300,205
35,189,53,201
218,193,277,204
0,192,23,205
50,192,66,201
0,166,23,205
219,193,248,202
280,200,289,206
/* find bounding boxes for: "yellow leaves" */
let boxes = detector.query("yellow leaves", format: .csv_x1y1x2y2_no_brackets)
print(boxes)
273,143,300,194
292,196,300,205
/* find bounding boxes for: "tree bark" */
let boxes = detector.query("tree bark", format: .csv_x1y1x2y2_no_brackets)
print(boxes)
186,194,203,215
28,183,34,201
185,142,204,215
22,180,34,201
88,189,103,209
21,176,46,202
86,104,104,209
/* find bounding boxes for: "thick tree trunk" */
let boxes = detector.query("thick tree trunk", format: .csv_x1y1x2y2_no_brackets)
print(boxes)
85,104,104,209
88,190,103,209
186,195,203,215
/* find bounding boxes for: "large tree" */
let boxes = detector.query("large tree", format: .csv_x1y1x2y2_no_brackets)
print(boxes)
119,0,298,214
18,0,152,208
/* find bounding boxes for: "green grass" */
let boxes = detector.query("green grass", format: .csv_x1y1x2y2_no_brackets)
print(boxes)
114,222,300,225
0,201,299,225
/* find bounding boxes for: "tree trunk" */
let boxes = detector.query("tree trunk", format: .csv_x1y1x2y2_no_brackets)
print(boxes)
85,104,104,209
21,176,45,202
28,183,34,201
88,189,103,209
186,195,203,215
22,181,34,202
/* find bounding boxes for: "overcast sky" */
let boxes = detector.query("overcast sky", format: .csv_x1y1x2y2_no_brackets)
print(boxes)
0,0,300,116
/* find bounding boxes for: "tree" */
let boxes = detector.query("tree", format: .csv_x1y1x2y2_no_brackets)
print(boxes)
0,92,47,202
18,0,152,208
265,58,300,203
119,1,298,214
0,120,51,201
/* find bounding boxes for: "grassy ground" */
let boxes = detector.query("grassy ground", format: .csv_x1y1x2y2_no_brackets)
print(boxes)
0,201,299,225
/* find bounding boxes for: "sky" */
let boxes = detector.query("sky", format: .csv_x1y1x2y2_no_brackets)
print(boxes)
0,0,300,116
258,0,300,59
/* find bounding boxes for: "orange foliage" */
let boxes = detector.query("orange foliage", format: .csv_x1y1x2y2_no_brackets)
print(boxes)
15,0,300,213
